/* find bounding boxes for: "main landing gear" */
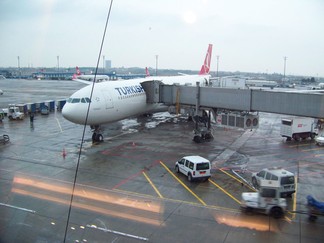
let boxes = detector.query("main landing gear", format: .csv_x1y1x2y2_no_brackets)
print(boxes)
91,125,104,143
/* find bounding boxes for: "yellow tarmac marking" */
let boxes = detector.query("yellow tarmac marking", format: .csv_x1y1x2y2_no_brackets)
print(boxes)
142,171,163,198
288,176,298,221
113,188,238,213
208,178,241,204
314,154,324,157
219,169,256,192
302,148,323,152
159,161,207,206
288,143,314,148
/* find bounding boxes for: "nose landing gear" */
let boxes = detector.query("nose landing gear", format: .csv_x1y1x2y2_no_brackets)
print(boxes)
91,125,104,143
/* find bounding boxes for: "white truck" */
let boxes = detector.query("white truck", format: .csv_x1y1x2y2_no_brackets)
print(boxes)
280,117,317,141
7,105,24,120
241,180,287,218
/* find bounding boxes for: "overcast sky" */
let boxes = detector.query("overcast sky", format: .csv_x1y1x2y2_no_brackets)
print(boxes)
0,0,323,77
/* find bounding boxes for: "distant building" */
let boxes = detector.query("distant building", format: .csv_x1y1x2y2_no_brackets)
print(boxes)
105,60,111,69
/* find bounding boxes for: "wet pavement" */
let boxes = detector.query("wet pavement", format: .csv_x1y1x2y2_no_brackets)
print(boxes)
0,79,324,242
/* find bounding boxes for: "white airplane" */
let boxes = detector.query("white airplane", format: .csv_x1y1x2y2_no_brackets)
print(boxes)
62,44,213,142
72,66,110,83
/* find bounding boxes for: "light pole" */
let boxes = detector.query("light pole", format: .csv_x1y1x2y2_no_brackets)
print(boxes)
216,55,219,78
283,56,287,82
57,56,60,73
155,55,158,76
17,56,20,79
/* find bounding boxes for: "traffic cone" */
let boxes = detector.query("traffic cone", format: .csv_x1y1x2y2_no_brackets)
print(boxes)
62,148,67,158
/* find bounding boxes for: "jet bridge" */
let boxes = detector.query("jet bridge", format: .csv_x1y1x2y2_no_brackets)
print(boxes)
156,83,324,118
141,80,324,142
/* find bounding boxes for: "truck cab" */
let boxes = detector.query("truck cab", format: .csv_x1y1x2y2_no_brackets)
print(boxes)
241,180,287,218
8,105,24,120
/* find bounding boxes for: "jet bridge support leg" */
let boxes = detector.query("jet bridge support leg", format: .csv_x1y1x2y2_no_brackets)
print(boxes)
192,82,214,143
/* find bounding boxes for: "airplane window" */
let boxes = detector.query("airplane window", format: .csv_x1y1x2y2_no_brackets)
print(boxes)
81,98,86,103
85,97,91,103
72,98,81,103
67,98,73,103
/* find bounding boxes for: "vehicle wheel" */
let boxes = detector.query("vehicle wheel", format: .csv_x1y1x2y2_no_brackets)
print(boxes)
244,207,253,215
205,133,213,140
97,134,103,143
293,134,300,141
175,165,180,173
252,177,258,188
193,135,201,143
188,173,192,182
92,133,97,143
271,207,283,218
309,215,317,222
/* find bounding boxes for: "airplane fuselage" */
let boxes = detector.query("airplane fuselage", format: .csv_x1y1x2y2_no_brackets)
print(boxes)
62,75,210,125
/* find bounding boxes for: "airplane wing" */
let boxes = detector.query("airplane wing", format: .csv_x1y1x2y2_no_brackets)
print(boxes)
72,78,93,85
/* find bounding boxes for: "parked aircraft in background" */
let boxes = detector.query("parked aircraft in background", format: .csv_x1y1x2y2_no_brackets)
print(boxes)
307,83,324,90
72,66,110,83
62,44,213,142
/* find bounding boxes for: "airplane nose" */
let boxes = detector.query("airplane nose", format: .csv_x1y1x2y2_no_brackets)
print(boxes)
62,103,72,121
62,102,88,125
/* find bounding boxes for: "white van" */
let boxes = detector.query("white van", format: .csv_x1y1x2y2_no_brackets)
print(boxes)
251,167,295,197
175,155,211,182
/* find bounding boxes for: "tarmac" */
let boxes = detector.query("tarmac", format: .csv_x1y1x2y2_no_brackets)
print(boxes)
0,79,324,242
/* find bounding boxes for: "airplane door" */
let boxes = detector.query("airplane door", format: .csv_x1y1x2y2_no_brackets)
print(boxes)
101,90,114,109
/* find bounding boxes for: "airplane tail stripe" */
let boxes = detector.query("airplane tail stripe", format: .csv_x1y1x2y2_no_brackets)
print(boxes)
199,44,213,75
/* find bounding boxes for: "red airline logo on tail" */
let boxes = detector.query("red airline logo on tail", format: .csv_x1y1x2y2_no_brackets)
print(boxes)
145,67,150,77
72,66,82,80
76,66,81,76
199,44,213,75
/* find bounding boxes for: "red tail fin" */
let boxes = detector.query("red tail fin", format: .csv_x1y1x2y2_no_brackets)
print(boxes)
76,66,81,76
145,67,150,77
199,44,213,75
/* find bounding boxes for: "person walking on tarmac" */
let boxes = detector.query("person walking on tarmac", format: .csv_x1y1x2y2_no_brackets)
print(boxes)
30,113,34,124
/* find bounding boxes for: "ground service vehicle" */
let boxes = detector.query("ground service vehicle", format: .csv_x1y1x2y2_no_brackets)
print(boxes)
175,155,211,182
0,134,10,144
7,105,24,120
241,180,287,218
280,117,318,141
315,134,324,146
251,167,295,197
307,195,324,222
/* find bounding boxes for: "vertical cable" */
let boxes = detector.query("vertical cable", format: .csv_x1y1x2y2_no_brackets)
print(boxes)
63,1,114,242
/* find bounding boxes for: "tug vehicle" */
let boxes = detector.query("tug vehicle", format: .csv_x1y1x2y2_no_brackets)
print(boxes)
241,179,287,218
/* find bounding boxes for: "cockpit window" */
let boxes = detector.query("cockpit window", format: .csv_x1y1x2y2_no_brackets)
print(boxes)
71,98,81,103
67,97,91,103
